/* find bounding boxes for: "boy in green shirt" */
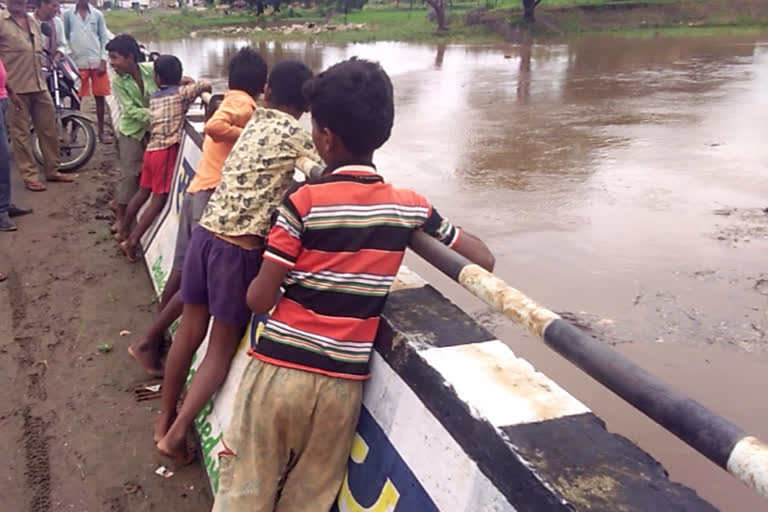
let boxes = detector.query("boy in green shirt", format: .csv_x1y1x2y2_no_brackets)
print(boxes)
105,34,158,235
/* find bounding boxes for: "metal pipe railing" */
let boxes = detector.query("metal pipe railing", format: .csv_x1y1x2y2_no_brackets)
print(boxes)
408,230,768,499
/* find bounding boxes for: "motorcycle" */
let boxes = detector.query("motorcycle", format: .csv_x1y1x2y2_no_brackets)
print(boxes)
31,24,96,172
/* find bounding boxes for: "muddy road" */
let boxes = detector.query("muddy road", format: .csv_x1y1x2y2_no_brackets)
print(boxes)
0,110,211,511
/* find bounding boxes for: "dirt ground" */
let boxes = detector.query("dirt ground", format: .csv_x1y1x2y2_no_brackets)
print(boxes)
0,116,212,511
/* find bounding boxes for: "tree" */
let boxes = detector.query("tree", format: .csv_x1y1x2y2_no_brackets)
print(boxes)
425,0,446,31
316,0,368,20
522,0,543,22
246,0,265,15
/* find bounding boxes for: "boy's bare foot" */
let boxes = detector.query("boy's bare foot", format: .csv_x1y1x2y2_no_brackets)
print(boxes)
119,240,137,263
110,220,121,234
107,199,118,214
128,344,164,378
46,172,78,183
154,412,176,445
157,432,196,465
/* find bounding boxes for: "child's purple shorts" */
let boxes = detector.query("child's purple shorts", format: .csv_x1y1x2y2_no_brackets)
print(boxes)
181,226,264,327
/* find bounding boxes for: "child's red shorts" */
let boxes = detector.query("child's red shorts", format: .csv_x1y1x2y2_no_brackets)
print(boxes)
139,144,179,195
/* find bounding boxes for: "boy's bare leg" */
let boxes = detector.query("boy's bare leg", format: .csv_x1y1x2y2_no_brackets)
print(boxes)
128,289,184,378
121,192,168,262
95,96,112,143
155,303,210,444
159,269,182,311
157,319,242,463
117,187,150,243
112,203,126,234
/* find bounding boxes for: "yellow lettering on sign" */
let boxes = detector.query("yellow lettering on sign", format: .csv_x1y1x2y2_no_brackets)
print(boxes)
337,434,400,512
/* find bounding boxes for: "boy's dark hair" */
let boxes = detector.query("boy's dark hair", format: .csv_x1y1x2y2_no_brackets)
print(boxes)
267,60,313,112
303,58,394,156
154,55,183,86
29,0,53,8
105,34,141,64
228,47,268,98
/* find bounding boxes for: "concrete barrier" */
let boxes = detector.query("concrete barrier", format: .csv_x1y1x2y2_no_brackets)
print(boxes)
108,99,718,509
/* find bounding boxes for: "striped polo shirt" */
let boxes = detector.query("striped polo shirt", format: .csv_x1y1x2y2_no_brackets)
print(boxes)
252,164,461,380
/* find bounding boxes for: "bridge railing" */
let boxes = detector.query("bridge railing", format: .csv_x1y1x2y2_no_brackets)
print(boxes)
409,230,768,500
189,90,768,501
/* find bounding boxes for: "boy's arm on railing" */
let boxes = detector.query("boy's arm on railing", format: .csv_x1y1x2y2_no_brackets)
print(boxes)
451,228,495,272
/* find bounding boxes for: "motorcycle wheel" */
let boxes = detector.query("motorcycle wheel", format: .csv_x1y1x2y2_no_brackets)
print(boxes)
32,113,97,172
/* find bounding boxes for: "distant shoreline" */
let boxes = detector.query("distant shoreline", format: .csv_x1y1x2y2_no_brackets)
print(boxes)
103,2,768,44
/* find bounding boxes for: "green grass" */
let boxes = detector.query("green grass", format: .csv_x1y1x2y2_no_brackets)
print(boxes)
104,1,768,42
322,6,497,42
105,4,500,43
601,22,768,38
105,8,310,40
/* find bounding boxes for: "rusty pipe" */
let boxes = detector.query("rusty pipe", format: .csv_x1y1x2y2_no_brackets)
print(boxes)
408,230,768,500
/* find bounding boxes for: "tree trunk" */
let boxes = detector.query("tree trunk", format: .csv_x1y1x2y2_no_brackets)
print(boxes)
522,0,536,22
425,0,446,30
436,3,446,30
434,44,446,68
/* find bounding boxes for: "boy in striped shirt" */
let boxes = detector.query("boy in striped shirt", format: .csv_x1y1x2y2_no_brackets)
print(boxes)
213,58,495,511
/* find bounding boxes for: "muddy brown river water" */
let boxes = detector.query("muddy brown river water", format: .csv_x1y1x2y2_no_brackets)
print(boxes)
152,35,768,511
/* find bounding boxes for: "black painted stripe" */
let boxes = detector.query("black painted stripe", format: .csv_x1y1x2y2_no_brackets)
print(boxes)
376,289,718,510
501,413,719,511
543,318,745,469
373,318,570,512
383,286,495,347
184,119,203,147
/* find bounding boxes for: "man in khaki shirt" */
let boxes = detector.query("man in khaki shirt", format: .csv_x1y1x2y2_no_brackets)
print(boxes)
0,0,75,191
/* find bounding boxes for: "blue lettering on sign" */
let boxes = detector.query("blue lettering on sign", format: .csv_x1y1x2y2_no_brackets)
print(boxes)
332,407,438,512
176,158,197,215
249,312,270,349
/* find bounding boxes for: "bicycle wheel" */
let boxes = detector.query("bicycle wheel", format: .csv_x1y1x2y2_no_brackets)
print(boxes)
32,113,97,172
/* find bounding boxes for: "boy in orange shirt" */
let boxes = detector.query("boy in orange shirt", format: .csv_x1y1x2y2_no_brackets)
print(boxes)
128,47,267,378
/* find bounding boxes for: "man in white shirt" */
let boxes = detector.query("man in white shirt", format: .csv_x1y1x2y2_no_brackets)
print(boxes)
62,0,111,143
32,0,68,60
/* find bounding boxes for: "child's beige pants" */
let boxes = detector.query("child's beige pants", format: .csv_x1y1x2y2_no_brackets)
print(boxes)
213,358,363,512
